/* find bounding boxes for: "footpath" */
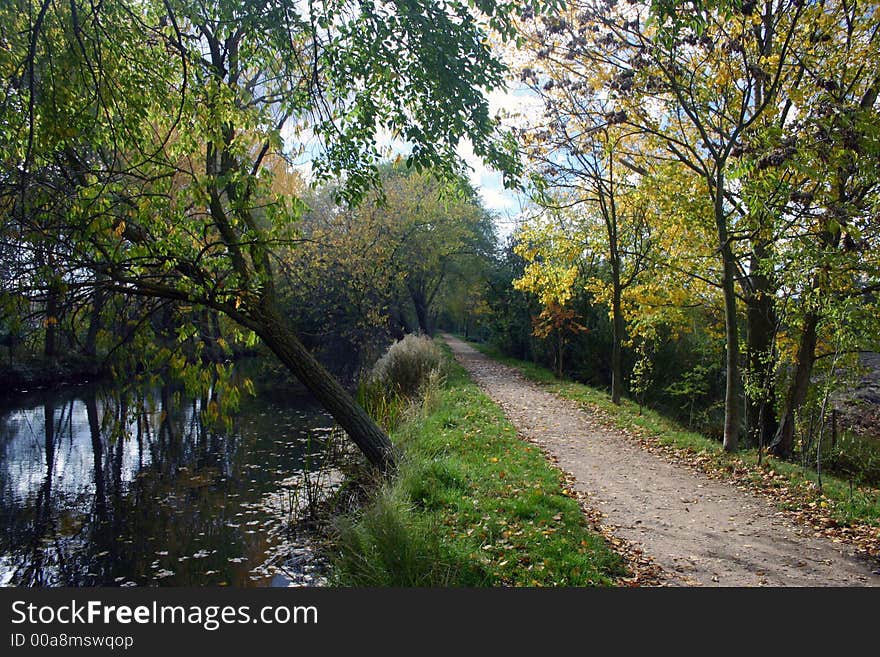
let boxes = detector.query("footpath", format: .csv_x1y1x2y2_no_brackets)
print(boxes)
444,334,880,586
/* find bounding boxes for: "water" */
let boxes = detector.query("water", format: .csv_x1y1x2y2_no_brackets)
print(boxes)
0,376,343,587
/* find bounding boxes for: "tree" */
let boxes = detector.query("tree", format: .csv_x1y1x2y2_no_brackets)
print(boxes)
762,0,880,455
503,0,880,458
279,163,493,373
379,166,496,335
514,1,811,450
1,0,528,469
512,209,587,377
514,83,652,402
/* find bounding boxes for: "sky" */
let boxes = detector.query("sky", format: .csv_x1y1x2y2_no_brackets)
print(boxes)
284,73,542,242
454,84,542,240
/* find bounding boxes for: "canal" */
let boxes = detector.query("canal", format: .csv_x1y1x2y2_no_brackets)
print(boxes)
0,374,342,587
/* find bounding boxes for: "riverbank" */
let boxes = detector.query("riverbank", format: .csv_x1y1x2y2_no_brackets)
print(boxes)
327,344,633,586
0,355,107,396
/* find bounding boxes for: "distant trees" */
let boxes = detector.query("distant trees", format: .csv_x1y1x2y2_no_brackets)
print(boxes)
280,163,496,376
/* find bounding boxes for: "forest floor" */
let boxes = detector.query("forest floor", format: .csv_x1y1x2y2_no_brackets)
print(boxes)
443,334,880,586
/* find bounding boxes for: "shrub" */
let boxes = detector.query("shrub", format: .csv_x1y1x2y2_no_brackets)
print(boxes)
368,334,445,397
357,335,446,432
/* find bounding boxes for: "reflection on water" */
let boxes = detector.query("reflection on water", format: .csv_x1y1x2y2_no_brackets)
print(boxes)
0,377,340,587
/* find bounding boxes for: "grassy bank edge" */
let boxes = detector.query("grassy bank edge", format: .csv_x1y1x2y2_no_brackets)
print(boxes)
327,345,628,586
466,339,880,559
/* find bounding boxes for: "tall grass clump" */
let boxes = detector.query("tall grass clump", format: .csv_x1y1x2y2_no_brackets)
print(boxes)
331,487,487,586
356,334,445,430
369,333,445,397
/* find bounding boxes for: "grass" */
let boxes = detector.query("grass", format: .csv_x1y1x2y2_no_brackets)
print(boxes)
468,340,880,532
329,348,627,586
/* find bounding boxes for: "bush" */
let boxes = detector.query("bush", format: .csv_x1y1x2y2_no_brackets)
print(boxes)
357,335,445,432
368,334,444,397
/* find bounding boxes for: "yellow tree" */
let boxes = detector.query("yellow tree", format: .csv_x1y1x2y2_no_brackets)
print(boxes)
513,1,812,450
513,211,586,378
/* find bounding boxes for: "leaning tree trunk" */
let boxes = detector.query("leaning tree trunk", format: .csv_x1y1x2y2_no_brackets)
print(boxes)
248,300,395,471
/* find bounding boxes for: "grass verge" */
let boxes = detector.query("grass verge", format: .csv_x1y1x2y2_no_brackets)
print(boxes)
329,350,627,586
469,340,880,559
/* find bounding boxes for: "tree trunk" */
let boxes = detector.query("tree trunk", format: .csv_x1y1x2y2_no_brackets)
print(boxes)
745,251,778,448
84,285,105,358
44,281,59,359
769,196,843,457
249,300,395,471
409,284,431,335
210,311,223,353
196,308,223,363
556,330,564,378
610,265,624,405
769,309,819,457
715,170,741,452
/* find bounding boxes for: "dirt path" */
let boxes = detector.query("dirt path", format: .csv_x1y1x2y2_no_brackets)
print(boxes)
444,334,880,586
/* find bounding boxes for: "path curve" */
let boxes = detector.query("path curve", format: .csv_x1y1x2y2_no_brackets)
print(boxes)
444,334,880,586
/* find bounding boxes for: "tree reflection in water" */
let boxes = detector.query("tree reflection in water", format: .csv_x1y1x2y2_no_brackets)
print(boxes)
0,380,340,586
